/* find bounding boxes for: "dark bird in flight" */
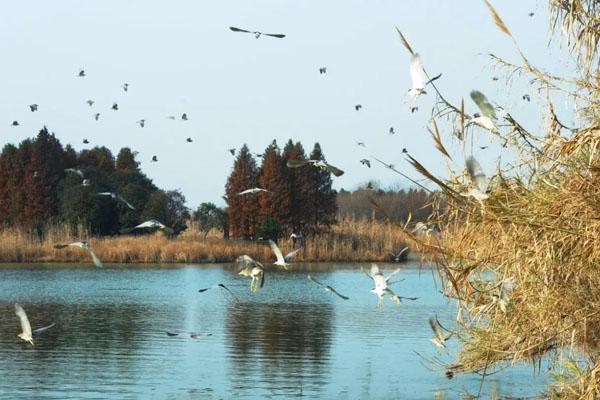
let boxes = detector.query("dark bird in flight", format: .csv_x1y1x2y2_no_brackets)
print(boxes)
522,94,531,102
86,99,95,106
11,121,19,126
307,274,349,300
181,113,188,121
528,12,534,17
94,113,100,121
186,137,193,143
151,155,158,162
360,159,371,168
402,148,408,154
83,139,89,144
167,115,176,120
492,77,499,81
357,142,366,148
355,104,362,111
389,127,395,135
137,119,145,128
78,69,86,77
112,103,118,111
228,148,236,156
410,106,418,113
319,67,327,74
29,104,38,112
122,83,129,92
229,26,285,39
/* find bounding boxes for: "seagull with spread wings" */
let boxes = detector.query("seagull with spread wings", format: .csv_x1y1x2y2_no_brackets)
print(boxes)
121,220,173,235
307,274,349,300
236,255,265,291
469,90,498,132
53,241,103,267
429,316,453,348
229,26,285,39
286,159,344,177
462,156,489,203
408,53,427,98
268,239,300,269
96,192,136,210
366,264,417,307
198,283,238,301
14,304,56,346
237,188,273,196
389,246,409,262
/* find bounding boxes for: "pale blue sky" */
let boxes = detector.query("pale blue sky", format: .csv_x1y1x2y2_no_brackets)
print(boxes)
0,1,575,207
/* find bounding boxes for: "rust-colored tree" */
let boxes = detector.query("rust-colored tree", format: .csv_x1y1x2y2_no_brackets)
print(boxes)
258,140,292,233
305,143,337,232
282,140,310,232
225,144,260,238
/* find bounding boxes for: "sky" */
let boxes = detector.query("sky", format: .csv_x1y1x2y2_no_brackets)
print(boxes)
0,1,577,208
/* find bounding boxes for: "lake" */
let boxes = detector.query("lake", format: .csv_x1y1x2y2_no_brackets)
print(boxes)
0,262,547,399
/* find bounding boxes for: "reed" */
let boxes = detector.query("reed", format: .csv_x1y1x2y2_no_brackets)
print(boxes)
0,215,414,265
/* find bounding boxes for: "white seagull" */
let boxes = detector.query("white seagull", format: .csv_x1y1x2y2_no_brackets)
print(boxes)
469,90,498,132
408,53,427,98
96,192,136,210
389,246,409,262
15,304,56,346
237,188,273,196
286,159,344,177
366,264,417,307
307,274,349,300
229,26,285,39
65,168,85,178
236,255,265,291
268,239,300,269
463,156,489,202
53,241,103,268
121,219,173,235
429,316,453,348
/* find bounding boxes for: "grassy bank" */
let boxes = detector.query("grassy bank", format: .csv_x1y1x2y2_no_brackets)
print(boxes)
0,216,415,264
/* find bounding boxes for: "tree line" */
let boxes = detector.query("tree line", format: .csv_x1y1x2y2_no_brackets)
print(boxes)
0,127,189,236
224,140,337,239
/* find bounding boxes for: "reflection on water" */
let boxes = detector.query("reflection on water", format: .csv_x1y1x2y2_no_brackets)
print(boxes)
226,302,333,397
0,263,548,399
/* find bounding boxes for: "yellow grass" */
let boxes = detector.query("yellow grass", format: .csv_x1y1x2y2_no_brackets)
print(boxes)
0,215,414,265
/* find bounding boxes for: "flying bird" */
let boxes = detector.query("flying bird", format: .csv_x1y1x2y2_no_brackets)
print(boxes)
389,127,395,135
229,26,285,39
121,219,173,235
390,246,409,262
355,104,362,111
360,159,371,168
522,94,531,102
186,138,193,143
408,53,427,98
357,142,366,148
307,274,349,300
469,90,497,132
492,276,515,313
463,156,489,202
96,192,136,210
528,12,534,17
319,67,327,74
429,316,453,348
366,264,417,307
151,155,158,162
83,138,90,144
137,119,145,128
82,179,91,187
93,113,100,121
198,283,237,300
286,159,344,177
236,255,265,291
228,148,236,155
122,83,129,92
53,241,103,267
29,104,38,112
11,121,19,126
268,239,300,269
167,115,176,120
181,113,188,121
86,99,95,106
65,168,85,178
112,103,119,111
78,69,86,77
14,304,55,346
237,188,273,195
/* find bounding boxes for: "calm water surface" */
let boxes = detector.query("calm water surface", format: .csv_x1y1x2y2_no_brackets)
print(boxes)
0,262,547,399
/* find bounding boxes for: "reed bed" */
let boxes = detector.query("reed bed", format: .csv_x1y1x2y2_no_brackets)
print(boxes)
0,215,414,265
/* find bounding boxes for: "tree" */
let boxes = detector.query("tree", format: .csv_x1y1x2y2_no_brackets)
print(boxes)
78,146,115,172
225,144,260,238
282,140,310,232
256,215,282,241
116,147,140,172
193,202,227,238
258,140,292,231
305,143,337,232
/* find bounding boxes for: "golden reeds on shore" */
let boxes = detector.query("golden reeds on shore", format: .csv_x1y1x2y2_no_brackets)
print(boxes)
0,215,415,265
